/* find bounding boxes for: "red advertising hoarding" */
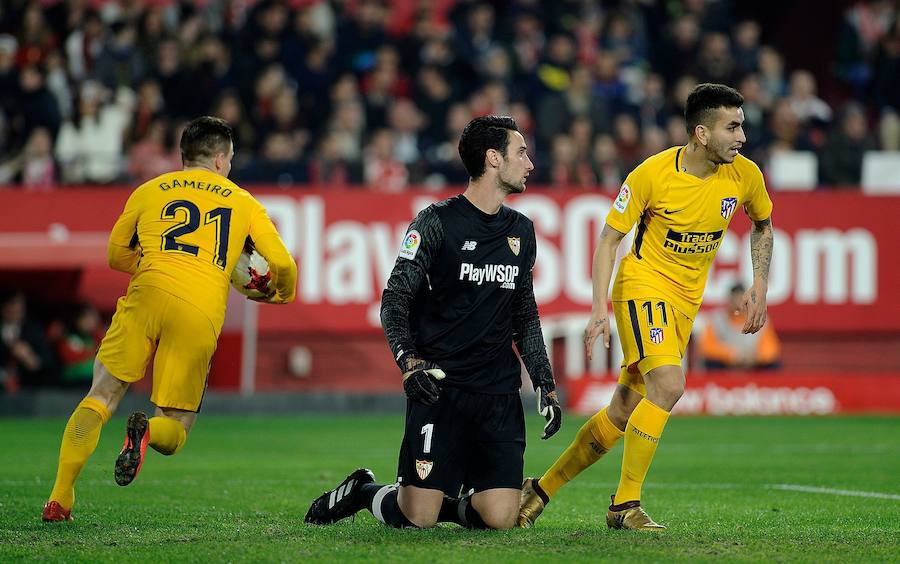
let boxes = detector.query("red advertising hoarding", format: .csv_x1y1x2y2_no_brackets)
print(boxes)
0,189,898,333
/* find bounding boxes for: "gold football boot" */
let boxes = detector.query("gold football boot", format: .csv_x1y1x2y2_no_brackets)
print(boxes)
606,495,666,531
517,477,550,528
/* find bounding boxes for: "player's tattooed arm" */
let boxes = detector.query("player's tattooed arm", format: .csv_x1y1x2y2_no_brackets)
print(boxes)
750,217,773,285
381,207,444,370
743,217,773,334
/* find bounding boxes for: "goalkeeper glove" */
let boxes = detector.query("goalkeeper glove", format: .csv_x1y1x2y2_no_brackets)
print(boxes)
537,385,562,439
401,356,446,406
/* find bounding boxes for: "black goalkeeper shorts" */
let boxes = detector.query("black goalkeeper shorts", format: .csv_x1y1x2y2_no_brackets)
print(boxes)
396,385,525,496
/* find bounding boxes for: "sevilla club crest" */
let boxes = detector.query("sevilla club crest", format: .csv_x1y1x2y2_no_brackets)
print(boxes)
507,236,521,256
416,459,433,480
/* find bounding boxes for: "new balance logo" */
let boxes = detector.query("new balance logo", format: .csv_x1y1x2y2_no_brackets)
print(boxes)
328,479,356,508
461,240,477,251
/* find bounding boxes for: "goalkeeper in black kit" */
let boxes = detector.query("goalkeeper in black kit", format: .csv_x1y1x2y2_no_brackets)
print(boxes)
304,116,562,530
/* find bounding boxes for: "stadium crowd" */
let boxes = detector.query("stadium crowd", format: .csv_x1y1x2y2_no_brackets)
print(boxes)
0,0,899,190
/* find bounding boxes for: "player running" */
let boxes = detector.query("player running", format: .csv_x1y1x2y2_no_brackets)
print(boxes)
519,83,774,530
42,116,297,522
304,116,562,530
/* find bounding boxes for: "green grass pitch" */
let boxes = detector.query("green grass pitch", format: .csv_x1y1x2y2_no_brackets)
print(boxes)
1,412,898,562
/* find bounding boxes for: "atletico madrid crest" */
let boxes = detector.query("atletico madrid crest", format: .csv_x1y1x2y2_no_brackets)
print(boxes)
507,236,521,256
416,459,433,480
720,197,738,220
649,327,664,344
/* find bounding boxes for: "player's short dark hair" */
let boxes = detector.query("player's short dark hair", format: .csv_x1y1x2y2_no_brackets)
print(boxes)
685,83,744,135
180,116,233,165
458,115,519,179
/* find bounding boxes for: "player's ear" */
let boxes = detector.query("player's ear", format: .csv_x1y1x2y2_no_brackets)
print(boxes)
694,124,709,147
486,148,502,169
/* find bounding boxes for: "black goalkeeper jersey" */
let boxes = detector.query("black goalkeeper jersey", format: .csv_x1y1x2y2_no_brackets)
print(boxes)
381,194,552,394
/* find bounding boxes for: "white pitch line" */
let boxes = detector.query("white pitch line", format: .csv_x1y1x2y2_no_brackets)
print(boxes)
768,484,900,501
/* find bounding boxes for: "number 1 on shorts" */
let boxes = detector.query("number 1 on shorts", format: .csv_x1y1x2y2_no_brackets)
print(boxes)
421,423,434,454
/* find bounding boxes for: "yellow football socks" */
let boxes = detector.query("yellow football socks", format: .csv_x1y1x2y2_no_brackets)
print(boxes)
538,407,625,498
48,397,111,509
148,416,187,455
614,398,670,504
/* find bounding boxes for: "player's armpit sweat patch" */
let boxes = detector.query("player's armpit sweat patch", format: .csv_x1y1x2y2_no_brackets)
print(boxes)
399,229,421,260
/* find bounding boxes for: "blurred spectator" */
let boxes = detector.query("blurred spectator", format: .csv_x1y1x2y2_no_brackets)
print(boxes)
757,46,786,101
416,66,454,139
873,14,900,112
0,127,57,189
548,133,594,187
64,10,105,82
211,91,257,158
308,131,362,185
55,303,104,388
238,131,308,185
656,14,700,85
0,292,55,390
20,127,57,189
0,35,18,114
537,63,610,149
613,113,642,172
536,34,576,95
16,3,57,68
787,70,832,125
880,109,900,151
388,99,428,181
364,128,407,192
820,102,877,187
55,80,130,183
764,99,814,154
732,20,761,74
694,32,735,84
14,64,62,145
93,21,145,90
699,283,781,371
128,119,179,183
835,0,895,89
591,134,624,189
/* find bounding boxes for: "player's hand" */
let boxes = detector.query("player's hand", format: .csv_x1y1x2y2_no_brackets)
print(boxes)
402,359,446,406
248,290,290,304
537,385,562,439
584,308,610,360
739,283,768,334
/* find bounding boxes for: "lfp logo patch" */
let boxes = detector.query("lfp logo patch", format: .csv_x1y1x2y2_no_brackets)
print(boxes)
720,197,737,220
649,327,664,345
399,229,421,260
613,184,631,213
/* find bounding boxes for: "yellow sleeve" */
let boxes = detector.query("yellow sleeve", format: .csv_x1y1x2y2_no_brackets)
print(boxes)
605,166,652,234
741,160,773,221
249,205,297,304
107,190,142,274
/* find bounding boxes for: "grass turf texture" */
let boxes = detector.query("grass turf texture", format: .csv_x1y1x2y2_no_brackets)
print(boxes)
1,413,898,562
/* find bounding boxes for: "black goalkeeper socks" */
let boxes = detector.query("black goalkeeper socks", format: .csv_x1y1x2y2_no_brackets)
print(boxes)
436,494,489,529
364,484,415,528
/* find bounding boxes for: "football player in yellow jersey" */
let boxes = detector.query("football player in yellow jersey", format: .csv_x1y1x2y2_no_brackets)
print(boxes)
519,84,774,530
42,117,297,522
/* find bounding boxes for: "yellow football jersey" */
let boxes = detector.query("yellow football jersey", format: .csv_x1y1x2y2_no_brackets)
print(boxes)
107,169,297,330
607,146,773,319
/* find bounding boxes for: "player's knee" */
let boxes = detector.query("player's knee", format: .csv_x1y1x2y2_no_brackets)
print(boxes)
403,507,439,528
477,505,517,530
648,380,683,410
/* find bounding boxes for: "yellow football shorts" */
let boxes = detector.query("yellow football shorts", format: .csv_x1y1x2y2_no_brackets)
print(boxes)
97,285,218,412
612,298,694,396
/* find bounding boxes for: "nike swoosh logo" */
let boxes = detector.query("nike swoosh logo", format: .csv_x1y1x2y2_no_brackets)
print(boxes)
664,208,685,214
